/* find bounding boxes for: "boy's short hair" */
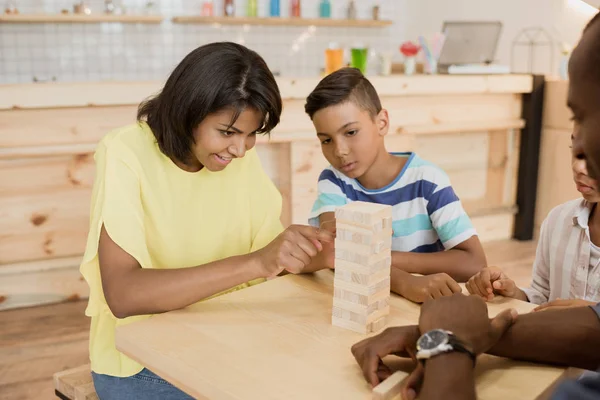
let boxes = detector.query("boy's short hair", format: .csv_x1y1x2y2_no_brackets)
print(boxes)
584,11,600,32
304,67,382,120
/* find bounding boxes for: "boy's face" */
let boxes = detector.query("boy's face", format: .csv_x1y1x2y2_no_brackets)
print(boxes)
572,123,600,203
312,101,388,179
568,19,600,179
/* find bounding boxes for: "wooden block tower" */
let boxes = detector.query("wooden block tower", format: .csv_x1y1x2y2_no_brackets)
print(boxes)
332,201,393,334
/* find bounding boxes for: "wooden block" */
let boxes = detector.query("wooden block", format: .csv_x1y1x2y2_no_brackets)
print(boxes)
334,286,390,306
335,248,391,266
369,315,388,333
332,315,369,334
334,266,390,286
333,277,390,296
333,296,389,315
332,305,390,326
334,256,391,274
334,238,391,256
335,201,393,230
336,223,392,245
372,370,408,400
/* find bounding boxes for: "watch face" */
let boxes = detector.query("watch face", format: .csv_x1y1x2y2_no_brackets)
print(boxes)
418,329,449,350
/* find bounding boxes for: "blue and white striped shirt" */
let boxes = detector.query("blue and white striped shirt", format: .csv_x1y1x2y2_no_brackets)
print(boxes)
308,152,477,253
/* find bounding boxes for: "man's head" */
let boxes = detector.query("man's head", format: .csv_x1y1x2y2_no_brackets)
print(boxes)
568,12,600,179
304,68,389,179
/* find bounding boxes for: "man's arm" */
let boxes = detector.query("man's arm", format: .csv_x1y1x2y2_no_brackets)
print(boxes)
419,352,476,400
392,236,486,282
488,305,600,370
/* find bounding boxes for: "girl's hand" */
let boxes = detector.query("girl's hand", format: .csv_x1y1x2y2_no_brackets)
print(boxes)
254,225,334,277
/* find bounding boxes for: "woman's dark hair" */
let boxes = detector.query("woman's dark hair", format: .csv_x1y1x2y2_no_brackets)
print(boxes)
138,42,282,163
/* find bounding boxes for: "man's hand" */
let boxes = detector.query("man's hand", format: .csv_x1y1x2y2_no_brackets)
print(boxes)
534,298,596,312
350,326,420,387
419,293,517,355
466,266,524,301
398,273,463,303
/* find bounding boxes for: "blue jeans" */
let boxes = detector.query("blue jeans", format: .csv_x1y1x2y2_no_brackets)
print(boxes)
92,368,194,400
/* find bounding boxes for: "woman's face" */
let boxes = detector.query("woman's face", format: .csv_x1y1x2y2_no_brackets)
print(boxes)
180,107,263,172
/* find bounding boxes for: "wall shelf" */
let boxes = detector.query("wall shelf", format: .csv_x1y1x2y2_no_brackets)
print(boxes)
0,14,164,23
171,16,392,28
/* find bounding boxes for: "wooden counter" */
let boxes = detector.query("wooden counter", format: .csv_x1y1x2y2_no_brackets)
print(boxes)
535,79,579,235
0,75,533,310
115,270,566,400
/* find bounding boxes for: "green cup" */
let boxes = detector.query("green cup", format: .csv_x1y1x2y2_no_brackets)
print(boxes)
351,47,368,74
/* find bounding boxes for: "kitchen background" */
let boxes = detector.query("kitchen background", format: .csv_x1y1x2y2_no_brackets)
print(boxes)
0,0,597,83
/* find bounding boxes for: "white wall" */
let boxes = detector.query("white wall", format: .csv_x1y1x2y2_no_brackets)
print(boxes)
1,0,596,83
404,0,596,76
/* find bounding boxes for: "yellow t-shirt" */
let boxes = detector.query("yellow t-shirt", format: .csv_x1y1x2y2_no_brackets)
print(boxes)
80,122,283,377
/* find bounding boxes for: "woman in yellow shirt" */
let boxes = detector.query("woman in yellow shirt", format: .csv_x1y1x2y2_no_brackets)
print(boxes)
81,42,333,399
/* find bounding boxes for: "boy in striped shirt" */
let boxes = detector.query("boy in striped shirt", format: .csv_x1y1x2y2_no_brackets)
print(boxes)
304,68,487,303
467,125,600,309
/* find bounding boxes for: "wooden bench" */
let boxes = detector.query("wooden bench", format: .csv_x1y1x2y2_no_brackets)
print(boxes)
53,364,98,400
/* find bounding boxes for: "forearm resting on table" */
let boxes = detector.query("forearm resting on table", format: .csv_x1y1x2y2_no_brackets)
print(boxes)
391,240,485,282
489,306,600,370
420,352,476,400
389,268,415,296
99,226,264,318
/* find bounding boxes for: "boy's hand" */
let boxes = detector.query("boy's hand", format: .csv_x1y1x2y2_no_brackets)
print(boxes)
400,273,462,303
466,266,519,301
534,298,596,312
254,225,334,277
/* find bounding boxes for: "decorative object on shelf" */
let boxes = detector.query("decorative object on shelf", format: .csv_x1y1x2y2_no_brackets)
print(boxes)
350,45,368,74
378,51,392,76
325,43,344,75
372,4,380,20
104,0,115,14
73,2,91,15
558,42,571,80
510,27,555,75
201,1,214,16
224,0,234,16
418,35,439,74
4,0,18,14
347,0,356,20
400,41,420,76
246,0,257,17
144,0,157,15
270,0,280,17
291,0,300,17
319,0,330,18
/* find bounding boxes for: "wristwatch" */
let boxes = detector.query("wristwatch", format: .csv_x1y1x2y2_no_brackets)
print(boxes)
416,329,476,363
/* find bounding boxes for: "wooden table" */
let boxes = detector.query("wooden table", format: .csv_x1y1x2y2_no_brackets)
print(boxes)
116,270,566,400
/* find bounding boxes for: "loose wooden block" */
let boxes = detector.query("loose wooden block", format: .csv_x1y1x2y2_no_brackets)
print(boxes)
369,315,388,333
372,370,408,400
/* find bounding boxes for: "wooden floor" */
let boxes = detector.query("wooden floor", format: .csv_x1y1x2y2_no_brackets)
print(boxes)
0,239,538,400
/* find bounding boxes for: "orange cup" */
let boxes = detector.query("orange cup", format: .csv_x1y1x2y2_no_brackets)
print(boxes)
325,48,344,75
